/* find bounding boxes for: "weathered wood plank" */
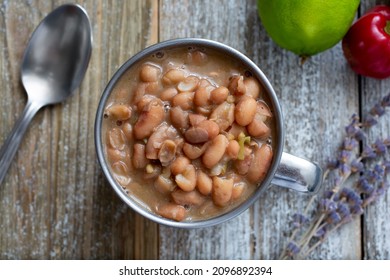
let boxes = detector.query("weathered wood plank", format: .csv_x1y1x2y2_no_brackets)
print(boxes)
159,0,361,259
2,0,390,261
360,0,390,260
0,0,159,259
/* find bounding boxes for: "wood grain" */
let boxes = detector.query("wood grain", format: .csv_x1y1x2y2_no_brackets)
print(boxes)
0,0,158,259
360,0,390,260
1,0,390,260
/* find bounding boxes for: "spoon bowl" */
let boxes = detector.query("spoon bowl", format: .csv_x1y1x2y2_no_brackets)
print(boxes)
0,4,92,184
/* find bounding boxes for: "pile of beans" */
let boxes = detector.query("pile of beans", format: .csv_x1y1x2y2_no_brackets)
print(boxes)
103,49,274,222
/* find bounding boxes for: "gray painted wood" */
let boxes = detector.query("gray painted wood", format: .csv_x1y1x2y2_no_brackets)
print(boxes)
0,0,389,260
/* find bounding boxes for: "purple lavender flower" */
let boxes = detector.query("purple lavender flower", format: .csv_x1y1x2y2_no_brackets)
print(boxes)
345,123,359,137
286,242,300,256
362,145,377,159
351,160,364,173
320,198,337,213
350,204,364,215
342,138,359,151
338,163,351,176
339,150,352,163
373,139,387,155
323,190,335,199
340,188,362,205
363,193,377,206
370,103,386,117
314,225,328,238
326,211,342,225
357,177,374,194
292,213,310,228
281,95,390,259
383,137,390,146
363,115,378,127
354,129,366,141
350,113,360,125
365,166,383,183
381,94,390,107
374,164,385,177
337,202,352,222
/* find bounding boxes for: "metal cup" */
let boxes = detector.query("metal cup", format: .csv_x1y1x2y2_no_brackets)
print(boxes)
95,38,323,228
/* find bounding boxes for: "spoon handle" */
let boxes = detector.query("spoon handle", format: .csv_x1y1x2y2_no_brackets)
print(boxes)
0,100,42,185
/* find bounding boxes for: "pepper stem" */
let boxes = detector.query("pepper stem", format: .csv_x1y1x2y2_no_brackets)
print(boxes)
385,20,390,36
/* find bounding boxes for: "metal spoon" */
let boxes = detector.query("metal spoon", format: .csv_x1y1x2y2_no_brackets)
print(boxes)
0,4,92,185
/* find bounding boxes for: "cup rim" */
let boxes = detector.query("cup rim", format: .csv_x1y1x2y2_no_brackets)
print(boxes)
94,38,284,229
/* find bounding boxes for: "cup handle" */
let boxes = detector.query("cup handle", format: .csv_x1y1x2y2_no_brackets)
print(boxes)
271,152,323,193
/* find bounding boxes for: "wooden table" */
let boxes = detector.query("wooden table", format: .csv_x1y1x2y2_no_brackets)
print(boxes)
1,0,389,260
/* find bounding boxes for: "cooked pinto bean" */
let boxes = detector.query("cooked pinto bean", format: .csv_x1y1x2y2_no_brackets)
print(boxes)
247,101,272,138
122,122,133,141
162,69,185,85
197,120,219,140
172,91,194,110
107,147,129,164
170,106,189,131
145,124,178,159
175,164,197,192
235,96,257,126
209,102,235,131
156,203,186,221
188,113,206,126
234,148,253,175
140,63,161,82
202,134,229,168
194,85,213,106
247,116,270,138
228,75,246,95
184,127,209,144
171,189,206,206
232,182,246,200
183,142,208,159
171,156,190,175
244,77,261,99
134,99,165,139
247,144,273,183
136,94,155,112
105,104,132,121
107,128,126,150
226,139,240,159
158,140,177,165
210,86,229,104
154,175,175,194
160,87,178,101
177,75,199,92
212,177,233,206
112,161,131,186
133,143,148,169
197,170,213,195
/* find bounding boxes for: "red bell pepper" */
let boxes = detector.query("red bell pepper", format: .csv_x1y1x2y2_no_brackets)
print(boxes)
342,5,390,79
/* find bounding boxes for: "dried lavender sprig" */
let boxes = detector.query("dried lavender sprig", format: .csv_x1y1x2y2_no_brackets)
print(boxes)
281,159,389,259
280,93,390,259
